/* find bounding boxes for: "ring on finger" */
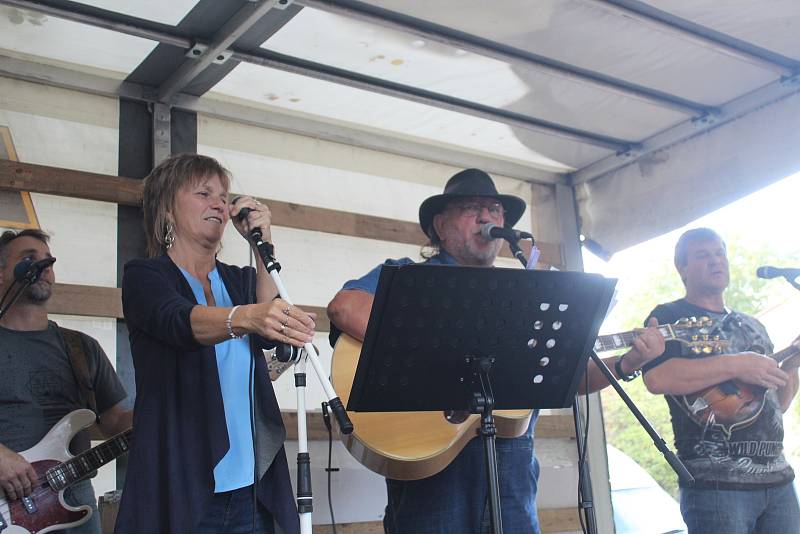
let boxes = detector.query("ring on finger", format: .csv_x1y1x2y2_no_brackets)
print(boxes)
282,318,289,327
280,324,286,333
283,306,291,316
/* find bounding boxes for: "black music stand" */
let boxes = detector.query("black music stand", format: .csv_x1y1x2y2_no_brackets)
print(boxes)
347,263,616,534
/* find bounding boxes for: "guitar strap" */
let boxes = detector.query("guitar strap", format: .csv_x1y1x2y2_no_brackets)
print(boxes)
58,326,99,418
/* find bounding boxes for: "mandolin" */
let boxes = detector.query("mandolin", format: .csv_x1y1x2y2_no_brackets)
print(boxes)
680,341,800,436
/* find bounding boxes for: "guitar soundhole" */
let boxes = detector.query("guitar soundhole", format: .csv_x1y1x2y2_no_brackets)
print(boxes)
444,410,469,424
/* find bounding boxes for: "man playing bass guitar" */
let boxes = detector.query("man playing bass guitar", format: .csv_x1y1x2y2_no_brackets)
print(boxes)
0,229,132,533
642,227,800,534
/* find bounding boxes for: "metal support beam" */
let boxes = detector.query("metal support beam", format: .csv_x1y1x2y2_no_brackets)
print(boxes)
587,0,799,77
553,182,614,534
157,0,283,102
0,0,637,151
297,0,714,117
569,73,800,184
0,0,191,48
230,48,636,151
151,102,171,165
0,55,565,183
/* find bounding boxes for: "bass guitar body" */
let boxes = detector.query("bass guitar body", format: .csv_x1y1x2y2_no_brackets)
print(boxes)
0,410,95,534
331,333,531,481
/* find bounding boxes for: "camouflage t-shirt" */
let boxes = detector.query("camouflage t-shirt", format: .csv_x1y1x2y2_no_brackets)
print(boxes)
645,298,794,490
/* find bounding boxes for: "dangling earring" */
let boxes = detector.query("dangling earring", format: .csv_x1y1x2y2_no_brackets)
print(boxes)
164,222,175,249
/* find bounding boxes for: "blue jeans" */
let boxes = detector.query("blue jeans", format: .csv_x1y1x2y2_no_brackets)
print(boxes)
383,434,540,534
62,479,100,534
680,482,800,534
196,485,276,534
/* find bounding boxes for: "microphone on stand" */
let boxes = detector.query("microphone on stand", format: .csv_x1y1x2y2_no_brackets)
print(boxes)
480,223,533,267
758,265,800,291
13,257,57,283
480,223,533,243
757,266,800,280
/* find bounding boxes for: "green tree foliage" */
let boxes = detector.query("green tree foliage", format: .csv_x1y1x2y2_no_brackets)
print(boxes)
600,232,787,498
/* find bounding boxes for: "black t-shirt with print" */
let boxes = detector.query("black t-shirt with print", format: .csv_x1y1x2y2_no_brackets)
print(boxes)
644,298,794,490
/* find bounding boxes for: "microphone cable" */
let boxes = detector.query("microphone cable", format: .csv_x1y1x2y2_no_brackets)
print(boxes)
321,401,339,534
573,374,591,534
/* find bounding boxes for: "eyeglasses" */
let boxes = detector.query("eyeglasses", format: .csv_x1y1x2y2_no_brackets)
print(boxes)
449,201,505,218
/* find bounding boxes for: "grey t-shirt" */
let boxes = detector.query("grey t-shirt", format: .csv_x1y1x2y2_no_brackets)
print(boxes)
0,321,127,454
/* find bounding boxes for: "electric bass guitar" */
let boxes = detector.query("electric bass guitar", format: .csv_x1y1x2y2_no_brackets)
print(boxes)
0,409,132,534
680,340,800,435
331,318,725,480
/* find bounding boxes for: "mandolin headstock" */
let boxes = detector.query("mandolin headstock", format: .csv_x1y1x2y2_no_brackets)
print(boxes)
665,316,729,355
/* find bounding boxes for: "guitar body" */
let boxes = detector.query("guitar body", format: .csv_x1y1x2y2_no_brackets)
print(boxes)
0,410,95,534
331,333,531,481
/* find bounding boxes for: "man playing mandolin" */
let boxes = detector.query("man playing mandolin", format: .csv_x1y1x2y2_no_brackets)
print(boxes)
327,168,665,534
642,227,800,534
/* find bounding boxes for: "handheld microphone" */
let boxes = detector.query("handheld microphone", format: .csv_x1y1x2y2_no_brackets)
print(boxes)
757,266,800,280
13,257,56,283
231,197,263,242
480,223,533,243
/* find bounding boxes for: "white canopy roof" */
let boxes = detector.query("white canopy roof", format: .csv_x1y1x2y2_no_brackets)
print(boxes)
1,0,798,253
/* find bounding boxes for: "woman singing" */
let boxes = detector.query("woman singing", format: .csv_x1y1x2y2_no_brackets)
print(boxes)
116,154,314,534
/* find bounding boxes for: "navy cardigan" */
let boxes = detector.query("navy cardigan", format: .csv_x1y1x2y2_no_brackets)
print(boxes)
115,255,299,534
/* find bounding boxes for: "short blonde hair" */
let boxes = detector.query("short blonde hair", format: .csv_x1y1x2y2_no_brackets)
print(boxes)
142,154,231,257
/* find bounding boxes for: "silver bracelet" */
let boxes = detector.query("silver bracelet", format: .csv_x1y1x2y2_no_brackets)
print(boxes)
226,305,244,339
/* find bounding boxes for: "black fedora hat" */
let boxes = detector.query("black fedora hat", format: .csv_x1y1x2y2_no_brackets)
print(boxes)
419,168,526,238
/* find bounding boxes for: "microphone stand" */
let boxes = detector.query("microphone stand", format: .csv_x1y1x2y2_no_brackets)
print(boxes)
0,261,50,320
508,238,528,267
0,279,29,321
247,228,353,534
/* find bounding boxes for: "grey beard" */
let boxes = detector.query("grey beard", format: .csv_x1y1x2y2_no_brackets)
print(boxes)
25,282,52,303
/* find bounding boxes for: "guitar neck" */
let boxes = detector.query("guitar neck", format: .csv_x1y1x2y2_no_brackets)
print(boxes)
775,344,800,364
46,429,132,491
594,326,673,353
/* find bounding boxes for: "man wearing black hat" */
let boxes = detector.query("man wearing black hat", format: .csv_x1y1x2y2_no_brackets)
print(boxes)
327,168,664,533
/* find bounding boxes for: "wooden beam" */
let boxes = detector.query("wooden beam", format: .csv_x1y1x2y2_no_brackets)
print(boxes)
535,413,576,439
49,283,123,318
47,283,329,331
282,411,331,441
0,160,563,266
539,506,582,533
0,159,142,206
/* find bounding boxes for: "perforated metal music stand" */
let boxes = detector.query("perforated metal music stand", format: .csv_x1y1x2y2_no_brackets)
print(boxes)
346,263,616,534
348,263,617,413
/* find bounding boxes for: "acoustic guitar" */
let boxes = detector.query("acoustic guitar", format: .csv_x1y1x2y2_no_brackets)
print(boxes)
680,341,800,435
331,318,724,480
0,409,131,534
